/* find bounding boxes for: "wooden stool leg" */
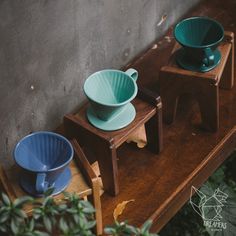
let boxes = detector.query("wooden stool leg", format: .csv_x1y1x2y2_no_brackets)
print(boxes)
162,94,179,124
96,141,119,196
88,179,103,235
197,84,219,131
159,69,180,124
145,104,163,153
220,31,234,89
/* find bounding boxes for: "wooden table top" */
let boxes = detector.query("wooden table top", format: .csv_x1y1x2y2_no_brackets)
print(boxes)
101,0,236,232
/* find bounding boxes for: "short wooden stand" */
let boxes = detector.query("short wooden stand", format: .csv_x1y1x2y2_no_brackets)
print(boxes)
159,31,234,131
64,88,163,196
0,139,103,236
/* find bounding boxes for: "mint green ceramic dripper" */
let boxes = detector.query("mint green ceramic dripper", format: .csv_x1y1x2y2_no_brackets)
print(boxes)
84,69,138,122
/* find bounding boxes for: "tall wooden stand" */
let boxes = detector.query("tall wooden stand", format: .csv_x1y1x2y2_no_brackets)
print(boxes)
159,31,234,131
64,89,163,196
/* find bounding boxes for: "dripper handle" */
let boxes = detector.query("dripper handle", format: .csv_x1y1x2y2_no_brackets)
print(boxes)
203,48,214,66
36,173,48,194
125,68,138,81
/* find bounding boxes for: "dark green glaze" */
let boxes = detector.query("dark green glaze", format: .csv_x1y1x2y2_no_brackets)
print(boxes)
174,17,224,72
176,48,221,72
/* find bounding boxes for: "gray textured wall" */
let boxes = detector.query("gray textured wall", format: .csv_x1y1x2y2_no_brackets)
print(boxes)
0,0,200,165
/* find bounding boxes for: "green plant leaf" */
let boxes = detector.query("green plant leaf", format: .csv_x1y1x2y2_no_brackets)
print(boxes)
44,188,55,197
58,204,67,211
29,219,35,232
1,193,10,206
59,217,69,233
104,227,116,234
73,214,80,224
32,211,42,220
141,220,153,233
33,208,42,215
80,200,94,209
10,219,19,235
24,232,36,236
13,196,34,208
14,208,27,219
62,191,71,198
85,220,96,230
83,207,96,214
42,196,53,208
66,208,78,214
0,212,9,223
0,207,7,214
34,231,50,236
126,225,139,235
0,225,7,233
43,216,52,232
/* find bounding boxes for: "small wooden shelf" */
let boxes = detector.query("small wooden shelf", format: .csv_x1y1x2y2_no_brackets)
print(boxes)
0,140,103,235
159,31,234,131
64,96,163,196
0,161,91,212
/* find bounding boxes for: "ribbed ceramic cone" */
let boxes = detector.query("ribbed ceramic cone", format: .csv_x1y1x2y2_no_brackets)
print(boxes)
175,17,224,47
84,70,135,105
14,132,73,172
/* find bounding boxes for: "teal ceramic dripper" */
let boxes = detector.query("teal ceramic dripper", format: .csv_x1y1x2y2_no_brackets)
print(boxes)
84,68,138,122
174,16,224,71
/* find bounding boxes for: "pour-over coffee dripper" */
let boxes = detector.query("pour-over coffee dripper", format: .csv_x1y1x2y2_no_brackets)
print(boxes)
83,68,138,131
14,131,73,197
174,17,224,72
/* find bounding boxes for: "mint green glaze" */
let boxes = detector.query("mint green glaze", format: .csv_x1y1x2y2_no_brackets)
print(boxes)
84,68,138,122
174,17,224,72
125,68,138,81
87,103,136,131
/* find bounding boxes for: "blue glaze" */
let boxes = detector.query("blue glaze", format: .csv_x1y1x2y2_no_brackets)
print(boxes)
14,131,73,196
20,167,71,197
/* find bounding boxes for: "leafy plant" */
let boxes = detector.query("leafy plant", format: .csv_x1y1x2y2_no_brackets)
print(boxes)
104,220,158,236
0,190,158,236
0,193,34,235
0,190,96,236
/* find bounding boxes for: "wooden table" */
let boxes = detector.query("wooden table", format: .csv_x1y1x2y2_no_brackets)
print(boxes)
99,0,236,232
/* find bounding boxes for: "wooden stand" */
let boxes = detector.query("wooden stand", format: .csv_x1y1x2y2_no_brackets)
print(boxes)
64,89,163,196
0,139,103,236
159,31,234,131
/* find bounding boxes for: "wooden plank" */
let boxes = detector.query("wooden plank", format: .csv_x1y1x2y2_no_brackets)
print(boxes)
71,139,97,186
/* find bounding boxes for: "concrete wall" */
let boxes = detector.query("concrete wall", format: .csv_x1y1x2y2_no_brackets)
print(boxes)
0,0,200,165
